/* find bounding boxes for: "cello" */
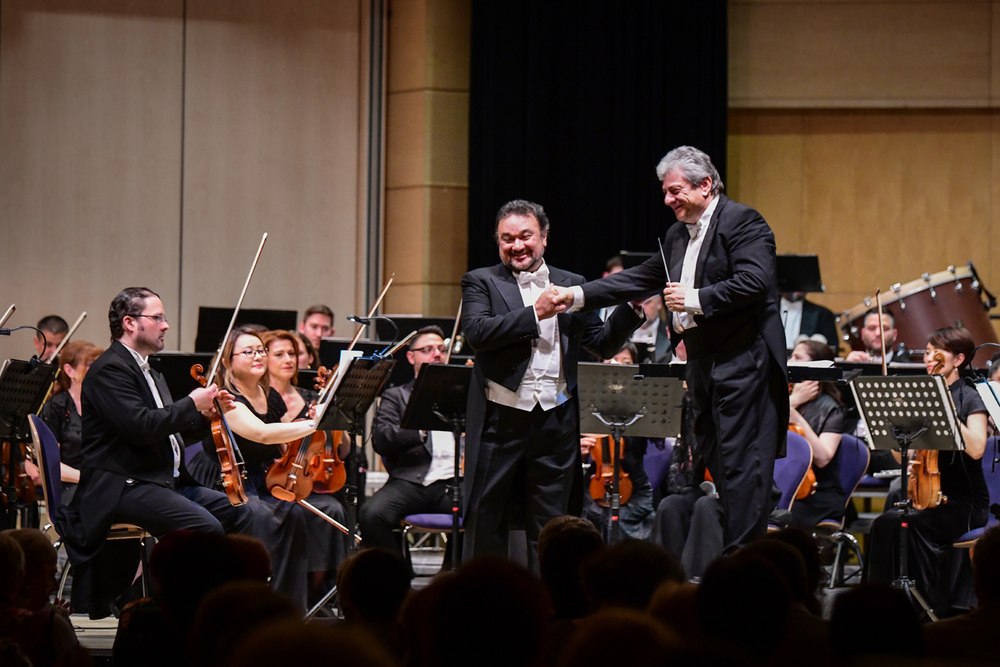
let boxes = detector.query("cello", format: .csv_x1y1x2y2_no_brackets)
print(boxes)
266,367,334,501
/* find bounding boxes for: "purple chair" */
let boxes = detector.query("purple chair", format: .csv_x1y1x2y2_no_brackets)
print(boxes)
772,431,813,511
821,434,870,588
643,438,674,492
401,513,463,568
953,436,1000,548
28,414,150,599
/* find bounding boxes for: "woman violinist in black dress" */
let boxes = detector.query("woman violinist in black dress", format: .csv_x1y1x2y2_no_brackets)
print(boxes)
866,326,989,614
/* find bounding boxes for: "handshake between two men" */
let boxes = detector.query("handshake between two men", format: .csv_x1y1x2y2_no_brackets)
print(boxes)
532,283,692,320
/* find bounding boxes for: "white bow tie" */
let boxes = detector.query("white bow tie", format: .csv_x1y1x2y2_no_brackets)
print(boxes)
686,220,703,239
516,265,549,288
137,358,150,373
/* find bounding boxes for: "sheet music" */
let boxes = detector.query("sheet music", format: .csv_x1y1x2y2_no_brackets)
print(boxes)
312,349,363,426
976,381,1000,426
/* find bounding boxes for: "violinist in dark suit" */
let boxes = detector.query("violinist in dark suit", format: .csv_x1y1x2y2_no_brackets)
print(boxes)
359,325,460,554
461,200,643,568
551,146,788,552
60,287,253,613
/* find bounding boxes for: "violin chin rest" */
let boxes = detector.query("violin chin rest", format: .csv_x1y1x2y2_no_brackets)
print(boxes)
270,487,296,502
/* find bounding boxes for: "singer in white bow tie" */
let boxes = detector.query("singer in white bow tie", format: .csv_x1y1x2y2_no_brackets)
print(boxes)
460,200,644,569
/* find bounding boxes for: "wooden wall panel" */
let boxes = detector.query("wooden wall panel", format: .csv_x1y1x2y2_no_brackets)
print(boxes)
181,0,363,350
730,1,993,107
0,0,184,360
728,109,998,341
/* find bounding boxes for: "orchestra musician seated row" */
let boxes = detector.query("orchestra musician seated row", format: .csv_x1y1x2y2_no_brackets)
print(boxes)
866,326,990,615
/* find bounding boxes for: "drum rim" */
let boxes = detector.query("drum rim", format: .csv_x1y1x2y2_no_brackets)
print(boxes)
839,265,976,326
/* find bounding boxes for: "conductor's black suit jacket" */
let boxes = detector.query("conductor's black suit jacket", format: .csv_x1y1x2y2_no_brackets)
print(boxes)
460,262,643,512
59,340,207,562
578,194,789,455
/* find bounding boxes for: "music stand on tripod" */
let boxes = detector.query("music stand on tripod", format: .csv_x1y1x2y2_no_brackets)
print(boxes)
306,354,395,618
851,374,964,621
0,360,57,529
399,363,473,568
577,362,684,542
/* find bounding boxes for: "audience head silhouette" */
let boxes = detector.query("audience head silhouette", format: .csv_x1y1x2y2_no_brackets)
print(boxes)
583,539,683,611
538,515,604,619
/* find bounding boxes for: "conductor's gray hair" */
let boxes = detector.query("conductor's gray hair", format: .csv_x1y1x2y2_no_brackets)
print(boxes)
655,146,724,195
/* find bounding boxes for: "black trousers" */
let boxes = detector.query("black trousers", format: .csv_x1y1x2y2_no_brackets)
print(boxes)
653,487,724,580
866,501,988,613
74,481,254,618
116,481,254,536
464,400,577,570
359,477,453,552
687,335,781,552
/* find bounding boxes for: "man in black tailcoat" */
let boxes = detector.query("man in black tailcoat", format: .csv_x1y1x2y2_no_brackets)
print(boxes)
461,200,643,568
552,146,788,552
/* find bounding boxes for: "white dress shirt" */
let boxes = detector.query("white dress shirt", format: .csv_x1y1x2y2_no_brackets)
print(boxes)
781,297,804,349
485,261,570,412
671,194,719,333
122,343,182,478
423,431,459,485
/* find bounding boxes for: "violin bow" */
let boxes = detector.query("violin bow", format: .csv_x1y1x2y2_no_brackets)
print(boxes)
875,289,888,377
206,233,268,386
445,299,462,365
317,273,395,406
46,311,86,363
0,305,14,330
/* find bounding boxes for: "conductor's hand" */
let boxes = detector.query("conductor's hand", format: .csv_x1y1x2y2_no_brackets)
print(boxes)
190,385,220,413
549,285,575,310
663,283,688,312
535,285,567,320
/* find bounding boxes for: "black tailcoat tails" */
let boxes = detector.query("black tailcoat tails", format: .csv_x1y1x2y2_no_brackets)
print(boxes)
461,262,642,566
578,194,789,551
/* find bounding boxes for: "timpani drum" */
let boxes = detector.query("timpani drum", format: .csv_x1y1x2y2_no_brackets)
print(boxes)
838,263,999,366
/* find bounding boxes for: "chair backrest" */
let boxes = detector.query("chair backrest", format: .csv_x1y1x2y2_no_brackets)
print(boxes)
983,436,1000,528
28,414,62,511
837,434,871,508
773,431,812,511
643,437,674,492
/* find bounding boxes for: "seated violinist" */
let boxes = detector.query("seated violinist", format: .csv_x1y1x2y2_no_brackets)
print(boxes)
865,327,989,615
38,341,104,505
787,340,847,529
579,342,656,542
186,325,322,608
359,326,461,559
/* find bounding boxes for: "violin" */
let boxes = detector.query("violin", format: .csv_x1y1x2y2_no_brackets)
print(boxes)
587,434,633,507
270,366,346,498
191,364,248,506
789,422,817,499
0,441,34,508
908,351,946,510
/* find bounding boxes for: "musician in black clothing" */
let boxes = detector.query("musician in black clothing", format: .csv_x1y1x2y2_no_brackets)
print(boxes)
38,340,104,505
359,326,459,555
787,340,847,529
866,327,989,614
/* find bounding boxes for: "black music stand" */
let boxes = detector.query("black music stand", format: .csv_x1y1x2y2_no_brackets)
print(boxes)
851,374,964,622
399,363,473,567
307,356,395,617
578,362,684,542
0,360,57,529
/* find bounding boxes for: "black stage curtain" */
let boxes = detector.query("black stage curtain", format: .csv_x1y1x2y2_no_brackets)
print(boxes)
468,0,728,278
